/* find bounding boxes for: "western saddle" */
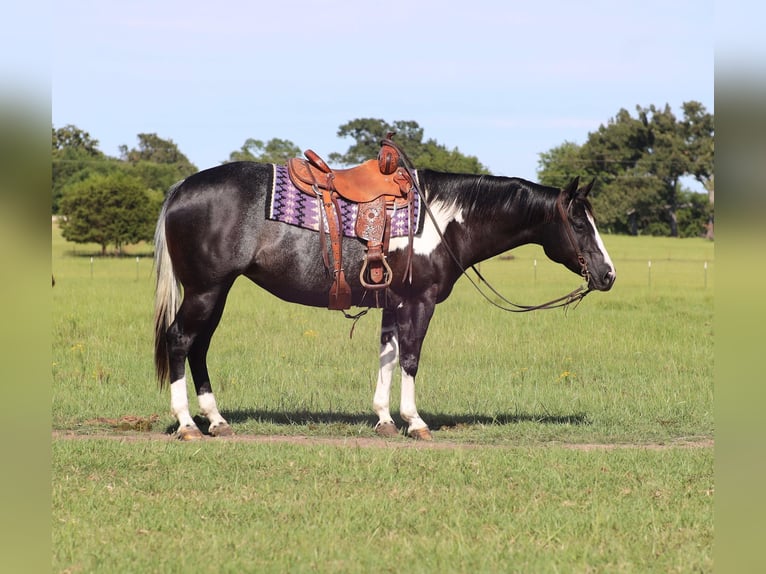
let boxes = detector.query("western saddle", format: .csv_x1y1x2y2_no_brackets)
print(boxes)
287,135,417,310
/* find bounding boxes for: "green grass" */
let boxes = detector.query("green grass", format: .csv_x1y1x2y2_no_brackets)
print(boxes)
54,439,712,574
52,225,714,572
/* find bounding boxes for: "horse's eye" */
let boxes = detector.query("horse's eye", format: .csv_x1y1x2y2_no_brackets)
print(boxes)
572,218,587,232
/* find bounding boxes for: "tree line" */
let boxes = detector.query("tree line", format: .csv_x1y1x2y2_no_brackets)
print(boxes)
53,106,713,254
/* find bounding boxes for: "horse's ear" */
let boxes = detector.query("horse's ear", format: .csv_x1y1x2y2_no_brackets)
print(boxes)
579,178,596,198
564,177,580,199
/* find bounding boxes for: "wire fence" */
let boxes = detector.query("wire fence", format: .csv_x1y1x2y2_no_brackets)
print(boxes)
56,248,714,292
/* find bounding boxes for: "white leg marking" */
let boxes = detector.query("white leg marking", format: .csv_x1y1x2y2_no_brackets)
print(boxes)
373,326,398,426
587,211,615,275
400,371,428,432
389,199,464,256
198,392,227,428
170,377,196,429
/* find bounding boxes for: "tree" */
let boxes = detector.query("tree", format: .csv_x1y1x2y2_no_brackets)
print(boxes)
328,119,425,165
680,101,715,197
226,138,301,164
53,124,103,156
635,104,692,237
58,171,162,255
680,101,715,238
536,141,583,188
118,133,198,194
329,118,490,174
537,102,714,237
119,133,196,170
52,125,113,213
415,141,490,174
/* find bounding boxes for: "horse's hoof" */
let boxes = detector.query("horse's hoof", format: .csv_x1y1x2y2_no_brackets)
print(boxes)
408,427,433,441
375,421,399,438
176,425,205,441
209,422,234,437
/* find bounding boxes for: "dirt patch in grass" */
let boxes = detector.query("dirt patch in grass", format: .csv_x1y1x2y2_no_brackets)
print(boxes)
52,429,713,451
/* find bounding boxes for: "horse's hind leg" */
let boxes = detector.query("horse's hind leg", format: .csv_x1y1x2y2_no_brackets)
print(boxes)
187,298,233,437
167,283,233,440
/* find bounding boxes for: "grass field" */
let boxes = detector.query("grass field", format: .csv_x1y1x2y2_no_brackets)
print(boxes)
52,224,713,572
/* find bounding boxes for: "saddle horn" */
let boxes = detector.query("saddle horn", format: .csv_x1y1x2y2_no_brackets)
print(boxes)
378,132,401,175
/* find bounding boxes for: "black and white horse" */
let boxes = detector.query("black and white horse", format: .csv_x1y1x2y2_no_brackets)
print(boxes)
154,161,615,440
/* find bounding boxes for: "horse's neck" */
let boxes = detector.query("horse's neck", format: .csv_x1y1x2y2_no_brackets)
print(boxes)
456,196,551,266
420,172,554,267
456,215,538,266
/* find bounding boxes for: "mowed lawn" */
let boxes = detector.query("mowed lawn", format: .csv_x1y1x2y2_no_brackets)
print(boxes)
52,224,713,572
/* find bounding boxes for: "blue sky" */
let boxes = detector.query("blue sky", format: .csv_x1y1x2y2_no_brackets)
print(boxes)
51,0,714,184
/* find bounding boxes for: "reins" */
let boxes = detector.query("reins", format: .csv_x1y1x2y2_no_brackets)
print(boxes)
387,136,592,313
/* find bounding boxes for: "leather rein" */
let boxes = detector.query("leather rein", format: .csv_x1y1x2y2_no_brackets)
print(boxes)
390,138,592,313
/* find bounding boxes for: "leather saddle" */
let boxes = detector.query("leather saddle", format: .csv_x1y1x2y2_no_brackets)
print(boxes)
286,136,416,310
288,156,411,207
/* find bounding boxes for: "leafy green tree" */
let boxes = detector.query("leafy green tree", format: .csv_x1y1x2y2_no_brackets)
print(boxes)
58,171,162,255
119,133,196,169
52,125,115,213
226,138,301,164
415,141,490,174
680,101,715,197
536,141,584,188
634,104,692,237
123,160,193,198
329,118,490,174
53,124,103,156
328,119,425,165
118,133,198,194
676,189,711,238
680,101,715,238
537,102,714,237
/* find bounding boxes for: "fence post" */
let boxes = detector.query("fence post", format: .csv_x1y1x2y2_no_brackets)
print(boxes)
648,260,651,288
704,261,708,289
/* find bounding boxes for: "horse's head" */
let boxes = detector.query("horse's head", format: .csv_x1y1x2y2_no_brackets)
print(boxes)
542,177,616,292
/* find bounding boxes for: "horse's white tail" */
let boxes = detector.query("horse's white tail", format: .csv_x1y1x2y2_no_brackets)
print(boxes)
153,184,182,388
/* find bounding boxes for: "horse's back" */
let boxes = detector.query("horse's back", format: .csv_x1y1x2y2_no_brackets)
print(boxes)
167,161,271,213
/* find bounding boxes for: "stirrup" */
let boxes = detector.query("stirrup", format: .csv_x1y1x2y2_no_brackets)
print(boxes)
359,254,393,290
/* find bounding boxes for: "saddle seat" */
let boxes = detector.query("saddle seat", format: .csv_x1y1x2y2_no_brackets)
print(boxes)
286,138,417,311
287,155,410,208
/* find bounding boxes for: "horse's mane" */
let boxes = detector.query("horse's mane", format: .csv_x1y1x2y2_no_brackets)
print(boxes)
418,170,561,223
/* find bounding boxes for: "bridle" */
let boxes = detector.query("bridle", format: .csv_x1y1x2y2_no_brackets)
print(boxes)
555,192,591,286
390,137,593,313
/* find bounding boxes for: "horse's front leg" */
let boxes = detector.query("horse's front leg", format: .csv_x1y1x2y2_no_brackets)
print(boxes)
395,293,437,440
372,309,400,437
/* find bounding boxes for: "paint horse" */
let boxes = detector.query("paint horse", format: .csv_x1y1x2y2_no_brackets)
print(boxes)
153,150,615,441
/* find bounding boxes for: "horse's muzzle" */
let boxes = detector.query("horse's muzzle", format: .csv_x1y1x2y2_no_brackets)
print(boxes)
591,269,616,292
